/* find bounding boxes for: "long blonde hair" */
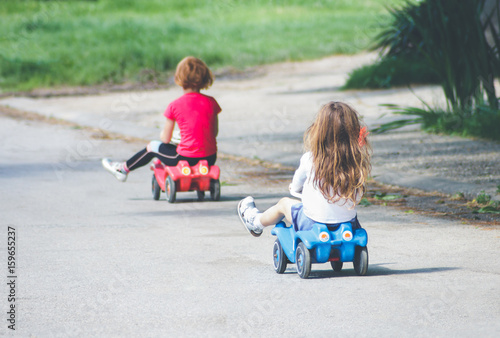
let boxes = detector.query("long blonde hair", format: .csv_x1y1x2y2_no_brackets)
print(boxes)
304,102,371,205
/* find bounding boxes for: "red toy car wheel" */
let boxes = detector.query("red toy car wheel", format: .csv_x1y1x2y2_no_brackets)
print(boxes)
197,190,205,201
210,179,221,201
165,176,176,203
152,174,161,200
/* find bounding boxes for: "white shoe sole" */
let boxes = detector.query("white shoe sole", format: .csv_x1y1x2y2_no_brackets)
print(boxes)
101,158,127,182
237,199,262,237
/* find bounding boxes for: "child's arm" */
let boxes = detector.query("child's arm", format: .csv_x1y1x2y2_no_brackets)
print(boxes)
160,118,175,143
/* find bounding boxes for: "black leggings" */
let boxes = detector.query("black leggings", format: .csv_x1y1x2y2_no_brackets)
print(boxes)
125,141,216,171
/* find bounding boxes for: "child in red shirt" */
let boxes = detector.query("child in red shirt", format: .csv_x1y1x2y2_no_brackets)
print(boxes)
102,56,221,182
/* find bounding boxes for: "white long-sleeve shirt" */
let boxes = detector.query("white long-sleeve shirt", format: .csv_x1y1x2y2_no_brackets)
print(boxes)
290,152,359,223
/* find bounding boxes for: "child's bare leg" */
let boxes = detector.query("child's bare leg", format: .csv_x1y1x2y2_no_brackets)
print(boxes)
259,197,300,227
238,196,300,237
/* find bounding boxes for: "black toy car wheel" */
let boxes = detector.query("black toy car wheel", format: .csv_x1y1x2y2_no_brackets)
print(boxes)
210,179,221,201
152,174,161,200
353,246,369,276
273,239,287,274
196,190,205,201
165,176,176,203
330,261,343,272
295,242,311,279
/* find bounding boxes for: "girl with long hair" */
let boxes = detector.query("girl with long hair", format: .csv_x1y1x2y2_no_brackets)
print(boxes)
238,101,371,236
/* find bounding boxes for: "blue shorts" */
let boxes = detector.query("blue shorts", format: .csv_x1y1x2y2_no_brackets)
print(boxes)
291,203,361,231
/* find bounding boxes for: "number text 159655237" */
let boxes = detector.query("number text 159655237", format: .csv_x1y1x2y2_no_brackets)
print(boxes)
7,226,16,331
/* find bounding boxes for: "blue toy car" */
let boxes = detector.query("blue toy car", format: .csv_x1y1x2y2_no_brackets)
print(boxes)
271,219,368,279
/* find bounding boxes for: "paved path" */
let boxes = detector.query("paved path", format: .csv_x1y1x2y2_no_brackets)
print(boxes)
1,115,499,336
1,53,499,199
1,54,499,336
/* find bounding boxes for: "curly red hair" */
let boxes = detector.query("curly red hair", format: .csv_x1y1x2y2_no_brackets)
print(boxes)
174,56,214,90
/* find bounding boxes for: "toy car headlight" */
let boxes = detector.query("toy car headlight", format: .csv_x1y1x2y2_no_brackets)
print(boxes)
342,231,353,241
181,166,191,175
319,231,330,242
199,164,209,175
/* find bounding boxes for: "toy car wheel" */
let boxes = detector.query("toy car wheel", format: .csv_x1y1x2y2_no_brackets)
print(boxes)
295,242,311,279
273,239,287,274
210,179,221,201
197,190,205,201
165,176,176,203
353,246,369,276
152,174,161,200
330,261,343,272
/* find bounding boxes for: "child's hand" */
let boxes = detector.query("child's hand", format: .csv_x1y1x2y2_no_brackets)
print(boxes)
170,130,181,145
359,127,369,147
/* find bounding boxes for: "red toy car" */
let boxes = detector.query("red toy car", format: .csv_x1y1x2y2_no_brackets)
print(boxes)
150,159,221,203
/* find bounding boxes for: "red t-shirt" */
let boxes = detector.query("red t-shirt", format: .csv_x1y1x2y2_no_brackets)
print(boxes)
164,92,221,158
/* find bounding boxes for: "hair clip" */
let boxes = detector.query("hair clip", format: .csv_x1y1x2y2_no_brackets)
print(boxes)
358,127,369,147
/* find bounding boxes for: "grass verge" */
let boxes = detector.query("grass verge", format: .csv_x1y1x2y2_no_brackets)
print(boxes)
343,55,439,89
372,104,500,142
0,0,402,91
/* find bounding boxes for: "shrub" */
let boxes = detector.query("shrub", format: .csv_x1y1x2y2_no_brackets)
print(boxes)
370,0,500,141
343,54,439,89
373,104,500,141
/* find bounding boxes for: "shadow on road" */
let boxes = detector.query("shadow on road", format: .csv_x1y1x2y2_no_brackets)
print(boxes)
129,193,291,204
365,264,459,276
296,265,459,279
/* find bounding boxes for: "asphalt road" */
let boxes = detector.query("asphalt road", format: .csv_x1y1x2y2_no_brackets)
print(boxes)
2,53,498,199
1,115,499,336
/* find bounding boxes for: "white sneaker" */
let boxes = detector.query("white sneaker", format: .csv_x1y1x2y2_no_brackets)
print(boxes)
238,196,263,237
101,158,128,182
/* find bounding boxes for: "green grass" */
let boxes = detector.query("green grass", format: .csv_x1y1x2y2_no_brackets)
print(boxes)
343,55,440,89
0,0,402,91
372,104,500,141
354,0,500,141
